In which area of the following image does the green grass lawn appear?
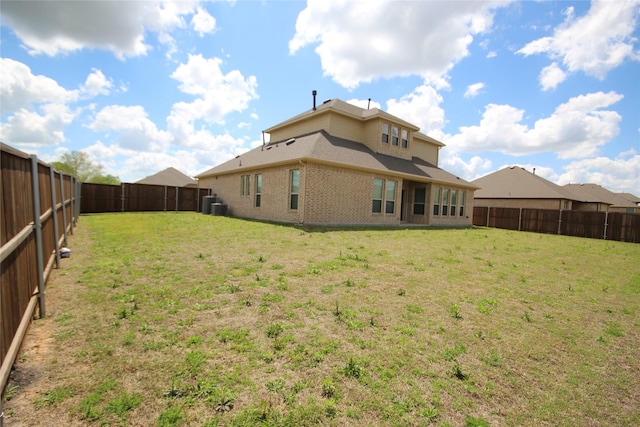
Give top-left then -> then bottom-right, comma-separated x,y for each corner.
5,212 -> 640,426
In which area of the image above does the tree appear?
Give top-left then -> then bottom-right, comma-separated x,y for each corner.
52,151 -> 120,184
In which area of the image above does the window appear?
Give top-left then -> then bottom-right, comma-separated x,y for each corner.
255,174 -> 262,207
459,191 -> 466,216
442,189 -> 449,216
392,126 -> 399,146
451,189 -> 457,216
241,175 -> 250,196
386,180 -> 397,214
433,187 -> 441,216
401,129 -> 408,148
289,169 -> 300,210
372,178 -> 397,214
372,178 -> 384,213
413,187 -> 426,215
381,123 -> 389,143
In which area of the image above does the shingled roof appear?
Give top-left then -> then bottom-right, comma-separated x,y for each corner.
196,130 -> 475,189
472,166 -> 577,200
564,183 -> 639,208
136,167 -> 197,187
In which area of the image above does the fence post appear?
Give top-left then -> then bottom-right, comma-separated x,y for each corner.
59,174 -> 69,242
68,176 -> 75,234
30,155 -> 46,318
557,210 -> 563,235
49,168 -> 61,269
518,208 -> 522,231
121,183 -> 126,212
603,211 -> 609,240
175,187 -> 179,212
486,206 -> 490,227
164,186 -> 168,211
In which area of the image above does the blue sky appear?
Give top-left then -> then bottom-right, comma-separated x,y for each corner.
1,0 -> 639,194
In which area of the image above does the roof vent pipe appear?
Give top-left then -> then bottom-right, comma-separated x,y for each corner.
312,90 -> 317,110
368,98 -> 371,109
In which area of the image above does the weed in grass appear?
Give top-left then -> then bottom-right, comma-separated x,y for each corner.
184,350 -> 208,376
477,298 -> 498,314
452,363 -> 468,381
407,304 -> 423,314
483,349 -> 503,367
210,389 -> 235,412
157,406 -> 185,427
342,358 -> 364,379
34,386 -> 74,408
266,323 -> 284,338
465,416 -> 490,427
122,331 -> 135,346
79,393 -> 102,421
321,378 -> 337,398
523,311 -> 532,322
442,344 -> 466,361
422,405 -> 439,420
104,392 -> 143,418
449,303 -> 462,319
604,322 -> 624,337
396,289 -> 406,296
4,383 -> 19,401
266,377 -> 286,394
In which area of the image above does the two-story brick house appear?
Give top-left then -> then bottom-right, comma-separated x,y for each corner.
195,97 -> 477,226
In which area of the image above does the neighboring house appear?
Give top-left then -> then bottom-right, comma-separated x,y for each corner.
136,167 -> 198,188
563,183 -> 640,214
618,192 -> 640,207
472,166 -> 578,210
196,98 -> 477,226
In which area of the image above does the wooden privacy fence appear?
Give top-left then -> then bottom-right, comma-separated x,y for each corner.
473,206 -> 640,243
81,182 -> 212,213
0,142 -> 79,408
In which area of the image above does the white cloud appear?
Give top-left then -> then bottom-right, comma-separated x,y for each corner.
192,6 -> 217,36
439,153 -> 493,181
81,69 -> 113,97
518,0 -> 640,82
289,0 -> 511,89
168,54 -> 258,143
0,0 -> 201,58
464,82 -> 485,98
0,103 -> 77,147
446,91 -> 624,159
0,58 -> 78,111
557,150 -> 640,194
89,105 -> 172,151
386,84 -> 446,135
539,62 -> 566,91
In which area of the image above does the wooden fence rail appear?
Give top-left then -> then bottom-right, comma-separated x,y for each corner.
473,206 -> 640,243
1,143 -> 79,410
81,182 -> 212,213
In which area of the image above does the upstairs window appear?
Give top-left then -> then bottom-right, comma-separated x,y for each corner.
392,126 -> 399,146
289,169 -> 300,210
381,123 -> 389,144
401,129 -> 408,148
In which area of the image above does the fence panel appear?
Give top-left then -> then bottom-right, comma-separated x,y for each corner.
474,206 -> 639,243
1,142 -> 78,405
488,207 -> 520,230
521,208 -> 560,235
607,212 -> 640,243
80,183 -> 212,214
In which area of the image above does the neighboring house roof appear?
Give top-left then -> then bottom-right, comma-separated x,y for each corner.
564,183 -> 638,208
136,167 -> 197,187
617,192 -> 640,205
472,166 -> 577,200
196,130 -> 476,189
